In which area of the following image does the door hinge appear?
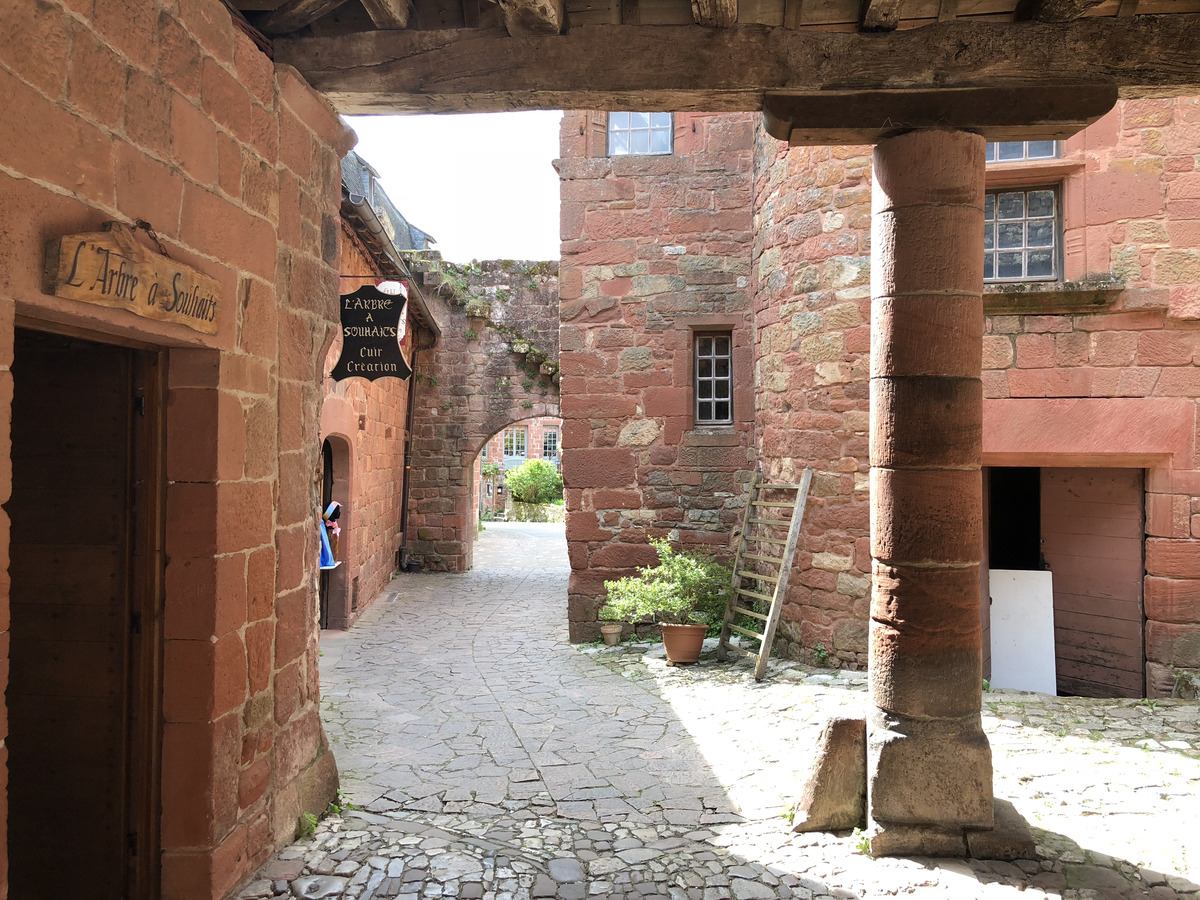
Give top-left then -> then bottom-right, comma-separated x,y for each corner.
133,395 -> 146,417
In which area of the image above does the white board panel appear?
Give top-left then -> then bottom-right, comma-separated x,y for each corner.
989,569 -> 1056,694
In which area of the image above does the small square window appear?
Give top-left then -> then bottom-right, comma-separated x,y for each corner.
985,141 -> 1059,163
984,186 -> 1060,283
543,428 -> 559,462
695,333 -> 733,425
608,112 -> 673,157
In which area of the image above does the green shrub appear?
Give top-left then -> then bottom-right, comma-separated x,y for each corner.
504,458 -> 563,504
599,540 -> 732,629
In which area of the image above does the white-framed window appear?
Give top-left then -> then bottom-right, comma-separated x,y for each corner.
986,141 -> 1058,163
503,427 -> 527,468
543,428 -> 559,462
984,187 -> 1059,282
695,333 -> 733,425
608,112 -> 673,157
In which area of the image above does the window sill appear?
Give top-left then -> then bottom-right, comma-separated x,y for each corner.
985,156 -> 1086,188
983,275 -> 1125,315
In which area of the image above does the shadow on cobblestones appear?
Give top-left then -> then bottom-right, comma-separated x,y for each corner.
239,523 -> 1200,900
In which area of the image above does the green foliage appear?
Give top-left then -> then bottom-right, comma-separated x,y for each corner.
440,401 -> 453,411
504,458 -> 564,504
296,811 -> 319,840
521,400 -> 533,409
464,329 -> 477,342
812,643 -> 830,667
480,460 -> 503,480
599,540 -> 732,629
496,287 -> 512,303
522,378 -> 534,392
852,827 -> 871,854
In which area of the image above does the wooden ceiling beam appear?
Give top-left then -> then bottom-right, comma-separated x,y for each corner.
276,16 -> 1200,114
692,0 -> 738,27
252,0 -> 353,34
1015,0 -> 1107,22
762,84 -> 1117,144
360,0 -> 412,28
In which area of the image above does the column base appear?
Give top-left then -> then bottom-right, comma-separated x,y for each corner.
867,706 -> 994,829
869,799 -> 1036,860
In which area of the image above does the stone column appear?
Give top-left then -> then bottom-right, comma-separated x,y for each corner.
867,129 -> 993,855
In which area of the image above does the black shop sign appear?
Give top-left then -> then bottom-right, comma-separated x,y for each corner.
330,284 -> 412,382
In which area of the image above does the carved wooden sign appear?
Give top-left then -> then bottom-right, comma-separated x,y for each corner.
44,225 -> 221,335
330,283 -> 412,381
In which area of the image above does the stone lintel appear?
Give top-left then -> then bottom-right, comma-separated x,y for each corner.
763,85 -> 1117,146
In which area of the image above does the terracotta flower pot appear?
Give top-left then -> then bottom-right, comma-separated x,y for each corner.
661,623 -> 709,666
600,623 -> 623,646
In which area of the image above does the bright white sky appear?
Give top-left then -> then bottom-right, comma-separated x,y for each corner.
345,112 -> 564,264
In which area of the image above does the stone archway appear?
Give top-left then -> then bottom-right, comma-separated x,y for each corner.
404,259 -> 561,571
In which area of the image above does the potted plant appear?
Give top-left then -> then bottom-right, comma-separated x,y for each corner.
599,539 -> 732,666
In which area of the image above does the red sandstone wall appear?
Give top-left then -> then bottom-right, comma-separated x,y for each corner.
747,101 -> 1200,686
750,135 -> 874,668
977,99 -> 1200,696
404,259 -> 560,571
319,228 -> 414,627
557,111 -> 756,641
0,0 -> 350,894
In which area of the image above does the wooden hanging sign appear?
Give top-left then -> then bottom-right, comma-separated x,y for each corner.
330,283 -> 412,382
44,224 -> 221,335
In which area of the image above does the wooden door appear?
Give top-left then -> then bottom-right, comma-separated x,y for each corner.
1040,468 -> 1145,698
6,329 -> 163,898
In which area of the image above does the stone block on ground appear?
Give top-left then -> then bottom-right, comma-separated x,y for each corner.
965,798 -> 1037,861
790,716 -> 866,832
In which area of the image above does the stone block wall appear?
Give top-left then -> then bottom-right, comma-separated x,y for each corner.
403,259 -> 560,571
746,101 -> 1200,687
975,99 -> 1200,696
318,224 -> 417,628
557,111 -> 756,642
0,0 -> 352,894
751,134 -> 874,668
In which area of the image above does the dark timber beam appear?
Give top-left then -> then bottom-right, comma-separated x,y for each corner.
692,0 -> 738,28
360,0 -> 412,29
497,0 -> 565,33
762,84 -> 1118,144
275,17 -> 1200,114
860,0 -> 904,32
253,0 -> 352,35
1015,0 -> 1107,22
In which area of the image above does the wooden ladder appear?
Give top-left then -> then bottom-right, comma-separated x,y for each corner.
717,468 -> 813,681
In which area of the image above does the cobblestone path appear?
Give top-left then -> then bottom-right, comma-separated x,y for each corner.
240,523 -> 1200,900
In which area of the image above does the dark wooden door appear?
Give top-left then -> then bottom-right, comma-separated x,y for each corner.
6,329 -> 162,898
1041,467 -> 1145,698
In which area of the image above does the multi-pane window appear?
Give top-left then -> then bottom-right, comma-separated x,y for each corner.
985,141 -> 1058,163
503,427 -> 527,464
695,334 -> 733,425
542,428 -> 559,463
607,112 -> 673,156
984,188 -> 1058,282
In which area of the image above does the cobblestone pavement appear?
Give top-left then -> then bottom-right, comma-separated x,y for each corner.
240,522 -> 1200,900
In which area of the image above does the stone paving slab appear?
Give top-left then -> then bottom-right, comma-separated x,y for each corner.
241,522 -> 1200,900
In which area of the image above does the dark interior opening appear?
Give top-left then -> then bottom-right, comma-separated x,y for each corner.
987,466 -> 1041,570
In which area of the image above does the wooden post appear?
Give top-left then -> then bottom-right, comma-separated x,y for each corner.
867,129 -> 993,855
